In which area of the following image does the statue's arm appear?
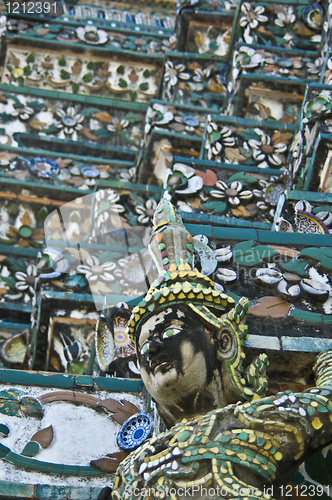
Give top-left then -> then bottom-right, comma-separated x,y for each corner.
235,350 -> 332,473
313,350 -> 332,389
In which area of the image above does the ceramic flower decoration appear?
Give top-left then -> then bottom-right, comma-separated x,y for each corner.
77,255 -> 116,283
76,24 -> 108,45
27,158 -> 59,179
55,106 -> 84,136
164,163 -> 203,198
210,180 -> 253,206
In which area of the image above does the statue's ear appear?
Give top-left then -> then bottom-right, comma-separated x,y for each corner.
215,297 -> 250,363
216,322 -> 237,362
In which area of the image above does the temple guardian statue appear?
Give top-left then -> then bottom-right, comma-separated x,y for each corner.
112,199 -> 332,500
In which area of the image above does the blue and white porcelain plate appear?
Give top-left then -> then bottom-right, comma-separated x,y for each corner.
27,157 -> 59,178
117,413 -> 153,450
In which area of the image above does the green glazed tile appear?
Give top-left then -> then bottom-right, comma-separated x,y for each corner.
48,463 -> 65,474
0,480 -> 35,497
78,465 -> 104,476
75,376 -> 94,387
5,451 -> 33,468
30,460 -> 52,472
21,441 -> 40,457
35,484 -> 67,499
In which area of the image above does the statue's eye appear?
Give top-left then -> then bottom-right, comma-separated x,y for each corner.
162,328 -> 181,339
140,343 -> 150,355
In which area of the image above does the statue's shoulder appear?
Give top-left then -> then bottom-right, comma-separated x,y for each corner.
115,404 -> 239,478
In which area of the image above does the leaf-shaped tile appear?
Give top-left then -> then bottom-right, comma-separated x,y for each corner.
21,441 -> 40,457
20,210 -> 32,226
0,390 -> 21,416
96,398 -> 139,425
31,425 -> 53,449
91,452 -> 129,472
249,296 -> 292,319
280,258 -> 309,277
0,424 -> 9,435
19,397 -> 43,418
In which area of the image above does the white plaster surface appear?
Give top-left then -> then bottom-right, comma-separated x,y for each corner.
0,384 -> 143,486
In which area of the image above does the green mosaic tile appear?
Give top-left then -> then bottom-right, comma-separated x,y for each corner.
290,309 -> 323,323
75,376 -> 94,387
94,377 -> 143,392
62,464 -> 81,475
1,369 -> 75,388
65,486 -> 102,500
30,460 -> 52,473
78,465 -> 104,476
182,456 -> 198,463
0,480 -> 35,497
4,451 -> 33,468
47,463 -> 65,474
258,468 -> 271,481
177,431 -> 189,441
218,435 -> 231,442
0,442 -> 10,458
35,484 -> 68,499
255,455 -> 268,465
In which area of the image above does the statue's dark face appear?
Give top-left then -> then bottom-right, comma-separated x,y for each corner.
137,307 -> 224,426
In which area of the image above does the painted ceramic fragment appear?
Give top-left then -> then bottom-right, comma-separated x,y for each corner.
1,329 -> 28,367
117,413 -> 153,450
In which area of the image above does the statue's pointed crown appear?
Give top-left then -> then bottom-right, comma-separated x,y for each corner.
127,199 -> 236,340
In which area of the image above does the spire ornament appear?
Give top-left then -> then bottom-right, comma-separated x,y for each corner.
127,199 -> 236,339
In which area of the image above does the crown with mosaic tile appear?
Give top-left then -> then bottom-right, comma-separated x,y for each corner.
127,198 -> 238,339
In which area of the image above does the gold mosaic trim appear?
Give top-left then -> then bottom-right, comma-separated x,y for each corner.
128,282 -> 235,338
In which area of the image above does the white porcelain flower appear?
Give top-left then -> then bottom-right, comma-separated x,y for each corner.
76,25 -> 108,45
120,167 -> 137,183
193,67 -> 212,83
15,264 -> 37,295
135,199 -> 158,224
207,122 -> 236,159
249,129 -> 287,168
210,180 -> 253,206
306,57 -> 324,75
77,255 -> 116,282
275,7 -> 296,27
240,3 -> 268,29
55,106 -> 84,135
11,106 -> 34,121
164,61 -> 190,98
107,118 -> 129,133
240,3 -> 268,43
94,190 -> 125,230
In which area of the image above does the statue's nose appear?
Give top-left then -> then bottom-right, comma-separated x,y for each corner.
148,337 -> 163,354
148,339 -> 164,358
